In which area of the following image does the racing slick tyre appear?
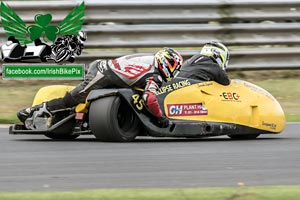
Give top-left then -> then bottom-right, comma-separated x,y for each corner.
228,134 -> 260,140
89,96 -> 141,142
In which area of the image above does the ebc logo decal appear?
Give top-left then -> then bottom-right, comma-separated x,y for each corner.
220,92 -> 241,102
167,103 -> 208,116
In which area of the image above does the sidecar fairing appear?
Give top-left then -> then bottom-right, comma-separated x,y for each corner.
9,78 -> 286,141
86,78 -> 285,141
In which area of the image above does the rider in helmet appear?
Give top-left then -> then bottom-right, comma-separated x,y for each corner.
180,41 -> 230,85
155,48 -> 182,82
17,47 -> 183,128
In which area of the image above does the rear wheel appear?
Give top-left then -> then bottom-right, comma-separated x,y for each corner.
228,134 -> 260,140
89,96 -> 140,142
44,112 -> 79,140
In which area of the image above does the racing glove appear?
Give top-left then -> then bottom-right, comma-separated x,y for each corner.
157,115 -> 170,128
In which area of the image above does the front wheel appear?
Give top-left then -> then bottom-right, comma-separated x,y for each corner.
44,114 -> 79,140
44,132 -> 79,140
89,96 -> 141,142
228,134 -> 260,140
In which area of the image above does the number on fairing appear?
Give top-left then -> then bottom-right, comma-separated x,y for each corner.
132,94 -> 144,110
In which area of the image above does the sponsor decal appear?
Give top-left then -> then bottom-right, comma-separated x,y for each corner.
220,92 -> 241,102
167,103 -> 208,116
262,121 -> 277,130
156,79 -> 191,95
196,82 -> 213,87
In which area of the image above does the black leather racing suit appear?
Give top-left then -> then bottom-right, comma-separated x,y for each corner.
179,54 -> 230,85
47,53 -> 165,118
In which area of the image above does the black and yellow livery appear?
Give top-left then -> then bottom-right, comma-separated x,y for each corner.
10,77 -> 285,142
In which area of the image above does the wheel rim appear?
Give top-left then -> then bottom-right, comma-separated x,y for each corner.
117,101 -> 137,132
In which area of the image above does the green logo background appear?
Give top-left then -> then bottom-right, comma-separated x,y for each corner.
0,1 -> 85,44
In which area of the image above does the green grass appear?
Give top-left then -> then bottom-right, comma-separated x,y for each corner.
0,80 -> 79,123
247,79 -> 300,122
0,185 -> 300,200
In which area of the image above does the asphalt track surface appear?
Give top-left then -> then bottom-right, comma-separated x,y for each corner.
0,123 -> 299,192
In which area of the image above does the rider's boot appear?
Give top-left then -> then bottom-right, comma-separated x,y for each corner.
17,92 -> 76,123
17,103 -> 45,123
